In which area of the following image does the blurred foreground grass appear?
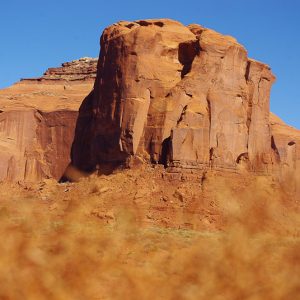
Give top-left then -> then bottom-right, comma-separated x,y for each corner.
0,172 -> 299,299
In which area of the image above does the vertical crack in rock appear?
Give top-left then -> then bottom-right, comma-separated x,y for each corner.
176,105 -> 188,125
245,60 -> 253,151
271,135 -> 281,162
207,97 -> 213,167
159,136 -> 172,167
178,40 -> 200,78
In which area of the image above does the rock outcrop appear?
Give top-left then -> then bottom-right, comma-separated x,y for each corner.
0,19 -> 298,185
0,109 -> 78,181
21,57 -> 98,82
0,58 -> 96,181
72,19 -> 283,176
270,113 -> 300,195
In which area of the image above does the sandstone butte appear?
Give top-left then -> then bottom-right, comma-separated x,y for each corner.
0,57 -> 97,181
0,19 -> 299,194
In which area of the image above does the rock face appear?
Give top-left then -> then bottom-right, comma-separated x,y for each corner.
0,58 -> 96,181
270,113 -> 300,195
0,20 -> 298,184
72,19 -> 280,175
0,109 -> 78,181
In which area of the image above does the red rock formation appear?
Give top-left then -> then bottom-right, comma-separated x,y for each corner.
21,57 -> 98,82
270,113 -> 300,196
0,19 -> 298,185
0,58 -> 96,181
71,19 -> 280,175
0,109 -> 78,181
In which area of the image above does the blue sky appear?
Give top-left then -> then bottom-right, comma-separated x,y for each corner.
0,0 -> 299,128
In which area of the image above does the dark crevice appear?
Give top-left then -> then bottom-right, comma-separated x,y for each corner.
207,96 -> 212,134
136,20 -> 151,26
148,88 -> 154,99
236,152 -> 249,164
288,141 -> 296,146
262,76 -> 271,82
245,60 -> 251,81
209,148 -> 214,162
125,23 -> 135,29
178,40 -> 200,78
181,65 -> 192,78
245,86 -> 253,151
177,105 -> 188,125
154,21 -> 164,27
271,136 -> 280,161
184,91 -> 193,98
136,20 -> 164,27
206,95 -> 212,167
160,137 -> 171,167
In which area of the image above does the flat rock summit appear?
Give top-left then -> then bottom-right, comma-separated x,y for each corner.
0,19 -> 299,194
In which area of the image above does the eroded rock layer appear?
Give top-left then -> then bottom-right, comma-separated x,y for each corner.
0,58 -> 96,181
21,57 -> 98,82
72,19 -> 281,174
270,113 -> 300,196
